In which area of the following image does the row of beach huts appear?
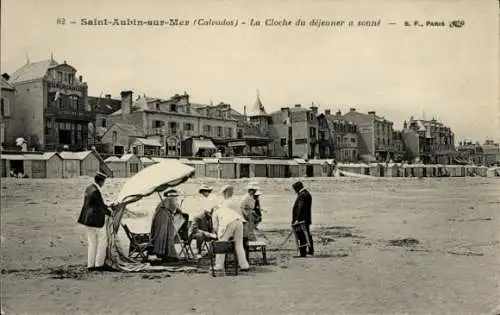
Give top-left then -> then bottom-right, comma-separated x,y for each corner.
1,151 -> 499,179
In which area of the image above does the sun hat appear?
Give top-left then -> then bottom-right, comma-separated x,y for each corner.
198,184 -> 213,193
254,190 -> 262,196
246,182 -> 259,191
221,185 -> 233,193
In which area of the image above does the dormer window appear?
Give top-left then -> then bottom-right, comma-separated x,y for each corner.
156,102 -> 160,110
170,104 -> 177,112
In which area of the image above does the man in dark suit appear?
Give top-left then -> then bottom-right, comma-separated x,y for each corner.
291,181 -> 314,257
188,184 -> 218,259
77,171 -> 112,272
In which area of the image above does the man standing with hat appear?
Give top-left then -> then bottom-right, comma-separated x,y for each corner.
291,181 -> 314,257
189,184 -> 218,259
77,171 -> 112,272
239,182 -> 259,259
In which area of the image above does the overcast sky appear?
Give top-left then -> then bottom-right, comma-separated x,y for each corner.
2,0 -> 498,143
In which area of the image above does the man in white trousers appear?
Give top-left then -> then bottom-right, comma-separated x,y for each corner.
212,185 -> 250,272
77,171 -> 112,272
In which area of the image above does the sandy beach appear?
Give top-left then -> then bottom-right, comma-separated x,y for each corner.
1,177 -> 499,315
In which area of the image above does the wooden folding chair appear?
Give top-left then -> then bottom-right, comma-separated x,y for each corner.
248,241 -> 268,265
176,221 -> 195,260
209,241 -> 238,277
121,224 -> 149,262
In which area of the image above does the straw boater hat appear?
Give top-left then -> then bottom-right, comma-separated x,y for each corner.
246,182 -> 259,191
198,184 -> 213,194
221,185 -> 233,194
254,190 -> 262,196
163,189 -> 180,197
95,171 -> 108,181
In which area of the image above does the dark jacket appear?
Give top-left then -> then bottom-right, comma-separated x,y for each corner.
292,189 -> 312,225
189,212 -> 214,238
77,184 -> 111,228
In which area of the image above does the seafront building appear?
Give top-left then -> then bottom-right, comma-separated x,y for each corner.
0,75 -> 15,146
316,109 -> 359,162
402,117 -> 456,164
7,58 -> 92,151
268,104 -> 319,159
342,108 -> 394,162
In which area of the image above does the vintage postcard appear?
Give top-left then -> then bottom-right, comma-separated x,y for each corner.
1,0 -> 499,314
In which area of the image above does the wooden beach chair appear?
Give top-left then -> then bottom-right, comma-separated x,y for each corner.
175,221 -> 195,260
209,241 -> 239,277
121,224 -> 149,262
248,240 -> 268,265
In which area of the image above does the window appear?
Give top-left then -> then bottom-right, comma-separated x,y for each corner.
169,122 -> 177,134
1,98 -> 10,117
295,138 -> 307,145
183,122 -> 193,131
101,118 -> 107,128
63,72 -> 68,83
153,120 -> 164,128
351,137 -> 356,143
155,102 -> 160,110
217,126 -> 223,137
280,138 -> 287,146
57,71 -> 62,82
69,74 -> 74,85
226,127 -> 233,138
336,136 -> 341,143
170,104 -> 177,112
203,125 -> 212,136
112,131 -> 117,142
69,95 -> 79,111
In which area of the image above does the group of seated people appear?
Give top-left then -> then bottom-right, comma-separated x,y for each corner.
147,182 -> 263,271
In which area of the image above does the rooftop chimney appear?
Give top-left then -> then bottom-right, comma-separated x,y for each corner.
105,94 -> 111,99
294,104 -> 301,108
325,109 -> 331,115
243,105 -> 247,117
349,108 -> 356,112
120,90 -> 133,117
79,75 -> 83,83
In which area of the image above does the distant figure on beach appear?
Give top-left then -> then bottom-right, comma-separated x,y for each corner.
240,182 -> 259,258
291,181 -> 314,257
253,190 -> 263,227
149,189 -> 186,263
212,185 -> 249,272
77,171 -> 112,272
189,184 -> 218,259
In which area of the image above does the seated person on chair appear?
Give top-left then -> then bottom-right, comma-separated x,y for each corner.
149,189 -> 187,263
212,185 -> 250,272
189,184 -> 218,258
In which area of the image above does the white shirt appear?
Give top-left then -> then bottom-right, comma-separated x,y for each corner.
213,198 -> 245,236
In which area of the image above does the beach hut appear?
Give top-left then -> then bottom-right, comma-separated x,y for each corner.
105,154 -> 143,178
249,159 -> 268,178
293,159 -> 308,177
140,157 -> 157,168
59,150 -> 110,178
233,157 -> 252,178
179,159 -> 206,178
266,159 -> 288,178
384,163 -> 399,177
202,158 -> 235,179
306,160 -> 326,177
1,152 -> 63,178
412,163 -> 424,177
105,156 -> 125,178
121,154 -> 143,177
